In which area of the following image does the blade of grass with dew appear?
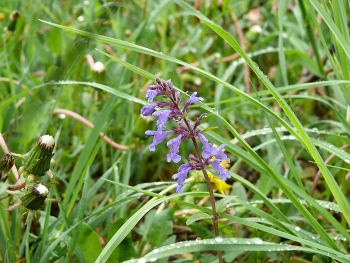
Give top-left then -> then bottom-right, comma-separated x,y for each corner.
230,172 -> 350,242
307,0 -> 350,60
123,240 -> 347,263
38,20 -> 303,142
206,128 -> 349,246
278,0 -> 289,86
100,181 -> 347,262
210,80 -> 350,106
61,95 -> 117,217
174,0 -> 350,227
38,192 -> 145,263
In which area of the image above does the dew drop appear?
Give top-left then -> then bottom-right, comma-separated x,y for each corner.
251,237 -> 263,245
295,226 -> 301,231
138,258 -> 146,263
153,248 -> 159,253
231,238 -> 237,243
196,237 -> 203,243
149,258 -> 157,262
215,236 -> 223,242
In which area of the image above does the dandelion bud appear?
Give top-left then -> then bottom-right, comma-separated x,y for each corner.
20,184 -> 49,210
23,135 -> 55,177
0,153 -> 15,181
7,10 -> 20,32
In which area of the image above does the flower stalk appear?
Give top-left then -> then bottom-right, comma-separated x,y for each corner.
141,78 -> 230,263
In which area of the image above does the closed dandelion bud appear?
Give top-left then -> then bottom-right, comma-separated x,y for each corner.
0,153 -> 15,181
7,10 -> 20,32
20,184 -> 49,210
23,135 -> 55,177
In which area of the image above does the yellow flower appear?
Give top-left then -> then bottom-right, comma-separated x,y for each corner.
219,160 -> 230,168
207,171 -> 232,194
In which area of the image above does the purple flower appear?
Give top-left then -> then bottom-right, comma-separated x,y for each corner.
211,160 -> 231,180
141,104 -> 157,116
153,110 -> 171,131
198,133 -> 216,158
167,135 -> 182,163
145,130 -> 174,151
172,164 -> 192,193
146,89 -> 158,102
187,92 -> 203,104
211,144 -> 230,162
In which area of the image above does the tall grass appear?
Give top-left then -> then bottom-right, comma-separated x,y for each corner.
1,1 -> 350,262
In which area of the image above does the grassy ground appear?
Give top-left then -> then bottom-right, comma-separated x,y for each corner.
1,0 -> 350,262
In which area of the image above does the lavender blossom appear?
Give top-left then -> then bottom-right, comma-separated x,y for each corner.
172,164 -> 192,193
141,104 -> 157,116
142,78 -> 231,193
211,160 -> 231,181
198,133 -> 216,158
211,144 -> 230,162
146,89 -> 158,102
167,135 -> 182,163
153,110 -> 171,131
145,130 -> 174,151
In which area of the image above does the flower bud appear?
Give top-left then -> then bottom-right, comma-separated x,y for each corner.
6,10 -> 20,32
20,183 -> 49,210
0,153 -> 15,181
23,135 -> 55,177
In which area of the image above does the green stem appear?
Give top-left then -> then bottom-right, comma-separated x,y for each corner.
25,212 -> 33,263
183,118 -> 224,263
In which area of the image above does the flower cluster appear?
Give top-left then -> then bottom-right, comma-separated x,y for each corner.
141,78 -> 230,193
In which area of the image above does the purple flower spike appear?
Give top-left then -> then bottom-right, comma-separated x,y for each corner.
172,164 -> 192,193
146,89 -> 158,102
141,104 -> 157,116
167,135 -> 182,163
187,92 -> 203,104
198,133 -> 215,158
145,130 -> 174,151
211,160 -> 231,180
212,144 -> 230,162
153,110 -> 171,131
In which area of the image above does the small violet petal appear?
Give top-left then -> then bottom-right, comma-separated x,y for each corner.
172,164 -> 192,193
212,144 -> 229,162
187,92 -> 204,104
145,130 -> 174,151
167,135 -> 182,163
153,110 -> 171,131
211,160 -> 231,181
198,133 -> 215,158
140,104 -> 157,116
146,89 -> 158,102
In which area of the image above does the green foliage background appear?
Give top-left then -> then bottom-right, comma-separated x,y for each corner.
1,0 -> 350,262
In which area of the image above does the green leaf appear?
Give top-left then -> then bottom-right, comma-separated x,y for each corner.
216,196 -> 235,214
76,223 -> 102,263
107,219 -> 137,263
186,212 -> 212,225
146,209 -> 173,247
122,238 -> 349,263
